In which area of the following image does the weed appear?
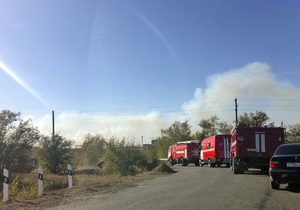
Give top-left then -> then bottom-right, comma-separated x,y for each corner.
8,176 -> 38,200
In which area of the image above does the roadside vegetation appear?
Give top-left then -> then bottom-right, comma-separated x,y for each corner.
0,109 -> 299,204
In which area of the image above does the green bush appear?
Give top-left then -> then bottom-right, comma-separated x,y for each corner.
101,138 -> 158,176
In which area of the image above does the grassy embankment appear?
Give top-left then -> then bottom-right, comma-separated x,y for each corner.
0,163 -> 175,203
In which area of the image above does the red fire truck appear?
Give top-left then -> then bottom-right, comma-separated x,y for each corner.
168,140 -> 201,166
200,135 -> 231,167
230,123 -> 285,174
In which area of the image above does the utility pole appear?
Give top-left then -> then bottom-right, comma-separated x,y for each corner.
235,98 -> 238,126
141,136 -> 143,147
52,110 -> 55,139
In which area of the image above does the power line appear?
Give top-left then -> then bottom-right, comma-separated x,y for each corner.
15,98 -> 300,118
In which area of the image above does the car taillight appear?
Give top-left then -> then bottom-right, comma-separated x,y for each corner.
270,161 -> 280,169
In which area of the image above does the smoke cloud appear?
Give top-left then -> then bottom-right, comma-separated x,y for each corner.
28,62 -> 300,145
182,62 -> 300,126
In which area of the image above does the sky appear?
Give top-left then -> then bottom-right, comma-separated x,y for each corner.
1,0 -> 300,145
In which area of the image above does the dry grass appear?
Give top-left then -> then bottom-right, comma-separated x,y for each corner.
0,164 -> 172,209
0,170 -> 69,201
0,166 -> 139,202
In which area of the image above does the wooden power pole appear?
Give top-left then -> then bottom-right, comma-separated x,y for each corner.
52,110 -> 55,138
235,98 -> 238,126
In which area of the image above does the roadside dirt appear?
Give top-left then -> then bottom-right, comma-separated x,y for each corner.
0,164 -> 176,210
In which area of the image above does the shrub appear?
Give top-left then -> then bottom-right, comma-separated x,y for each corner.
101,138 -> 158,176
38,134 -> 73,173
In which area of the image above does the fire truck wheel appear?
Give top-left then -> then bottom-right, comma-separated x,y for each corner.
169,159 -> 174,166
180,158 -> 183,166
208,159 -> 212,167
233,158 -> 238,174
181,158 -> 188,166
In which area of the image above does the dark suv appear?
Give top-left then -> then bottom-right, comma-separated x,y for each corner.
269,143 -> 300,190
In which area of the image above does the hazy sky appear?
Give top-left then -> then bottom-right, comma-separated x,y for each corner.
1,1 -> 300,144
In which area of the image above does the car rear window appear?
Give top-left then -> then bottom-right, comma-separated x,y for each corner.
275,144 -> 300,155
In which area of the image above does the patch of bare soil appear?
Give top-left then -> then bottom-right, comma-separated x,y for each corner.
0,165 -> 172,210
151,163 -> 177,174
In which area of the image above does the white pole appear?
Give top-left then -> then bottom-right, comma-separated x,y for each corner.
3,169 -> 9,202
67,164 -> 72,188
38,167 -> 43,196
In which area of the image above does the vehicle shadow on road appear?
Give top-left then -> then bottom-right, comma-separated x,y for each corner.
283,184 -> 300,193
243,169 -> 269,176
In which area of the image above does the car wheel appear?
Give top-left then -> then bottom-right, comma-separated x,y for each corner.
271,181 -> 280,190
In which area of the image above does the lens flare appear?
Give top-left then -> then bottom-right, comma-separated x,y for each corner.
0,60 -> 51,109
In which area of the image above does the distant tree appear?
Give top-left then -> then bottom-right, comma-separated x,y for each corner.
161,120 -> 192,143
286,124 -> 300,143
218,121 -> 234,135
81,134 -> 106,166
198,115 -> 233,139
39,134 -> 73,173
191,131 -> 202,141
198,115 -> 219,138
0,110 -> 40,174
152,136 -> 174,158
151,120 -> 192,158
238,110 -> 269,127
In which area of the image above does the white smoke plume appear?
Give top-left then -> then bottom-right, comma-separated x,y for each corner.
28,62 -> 300,145
182,62 -> 300,126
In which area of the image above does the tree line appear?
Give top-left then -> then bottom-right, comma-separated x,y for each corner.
153,110 -> 300,158
0,110 -> 157,178
0,109 -> 299,178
